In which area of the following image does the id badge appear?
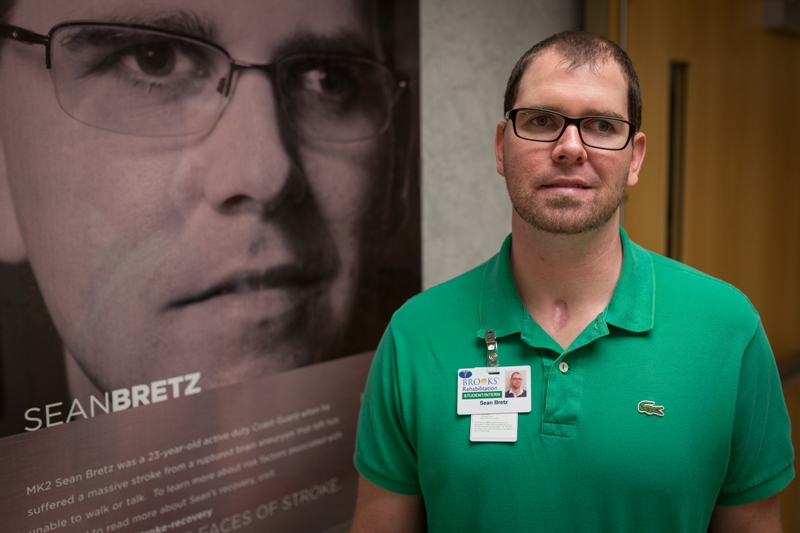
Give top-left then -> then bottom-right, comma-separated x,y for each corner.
456,366 -> 532,415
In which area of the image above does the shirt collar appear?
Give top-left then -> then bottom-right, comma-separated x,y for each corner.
477,227 -> 654,340
477,234 -> 525,339
606,227 -> 655,332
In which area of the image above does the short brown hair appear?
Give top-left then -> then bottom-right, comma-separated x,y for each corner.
503,31 -> 642,131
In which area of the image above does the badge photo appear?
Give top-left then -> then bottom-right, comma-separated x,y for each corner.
456,366 -> 532,415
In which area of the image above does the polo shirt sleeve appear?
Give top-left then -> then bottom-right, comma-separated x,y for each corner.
354,322 -> 422,495
716,319 -> 795,506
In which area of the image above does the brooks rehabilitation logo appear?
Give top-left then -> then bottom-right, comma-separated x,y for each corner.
458,370 -> 473,378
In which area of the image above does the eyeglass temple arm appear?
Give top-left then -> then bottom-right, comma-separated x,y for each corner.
0,24 -> 49,46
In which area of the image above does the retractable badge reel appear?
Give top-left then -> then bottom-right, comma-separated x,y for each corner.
485,330 -> 499,368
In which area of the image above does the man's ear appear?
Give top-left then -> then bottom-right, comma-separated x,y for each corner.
626,131 -> 647,188
0,142 -> 27,262
495,121 -> 507,177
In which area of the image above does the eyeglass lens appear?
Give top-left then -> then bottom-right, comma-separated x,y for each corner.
512,109 -> 630,149
49,24 -> 396,140
277,55 -> 395,142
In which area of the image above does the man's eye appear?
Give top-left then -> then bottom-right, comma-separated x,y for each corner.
520,113 -> 555,128
127,41 -> 177,77
71,34 -> 214,86
585,119 -> 617,134
116,40 -> 211,80
296,64 -> 358,99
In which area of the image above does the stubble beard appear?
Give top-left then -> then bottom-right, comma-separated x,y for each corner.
507,166 -> 629,235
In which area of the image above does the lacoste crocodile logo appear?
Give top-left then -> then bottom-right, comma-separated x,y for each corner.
637,400 -> 664,417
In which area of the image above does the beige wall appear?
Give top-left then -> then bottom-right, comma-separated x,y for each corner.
420,0 -> 580,288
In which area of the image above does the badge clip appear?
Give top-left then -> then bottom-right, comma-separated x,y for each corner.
485,330 -> 499,368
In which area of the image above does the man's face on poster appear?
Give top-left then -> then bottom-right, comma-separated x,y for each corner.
0,0 -> 397,391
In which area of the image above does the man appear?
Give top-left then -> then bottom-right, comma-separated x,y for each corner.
0,0 -> 416,405
504,371 -> 526,397
352,31 -> 793,532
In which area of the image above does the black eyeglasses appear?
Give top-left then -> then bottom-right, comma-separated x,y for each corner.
0,22 -> 405,140
505,108 -> 635,150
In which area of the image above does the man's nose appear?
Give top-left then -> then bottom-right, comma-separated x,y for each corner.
551,124 -> 587,163
201,70 -> 302,214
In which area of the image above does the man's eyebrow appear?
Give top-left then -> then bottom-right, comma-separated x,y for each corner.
272,31 -> 380,61
101,10 -> 218,41
582,109 -> 626,120
531,105 -> 627,120
82,12 -> 380,62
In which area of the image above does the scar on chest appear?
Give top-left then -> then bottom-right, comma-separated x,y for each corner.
552,299 -> 568,332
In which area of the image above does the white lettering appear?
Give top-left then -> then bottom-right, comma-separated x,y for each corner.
131,384 -> 150,408
151,380 -> 168,403
45,402 -> 63,427
90,393 -> 110,416
112,389 -> 131,412
167,376 -> 184,398
24,408 -> 42,432
66,398 -> 88,422
184,373 -> 202,396
24,373 -> 201,430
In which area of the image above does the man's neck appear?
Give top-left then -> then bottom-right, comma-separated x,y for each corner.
510,212 -> 624,350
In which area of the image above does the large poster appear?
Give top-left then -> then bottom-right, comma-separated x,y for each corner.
0,1 -> 420,531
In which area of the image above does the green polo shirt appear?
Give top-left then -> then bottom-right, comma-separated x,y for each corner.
355,228 -> 794,532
